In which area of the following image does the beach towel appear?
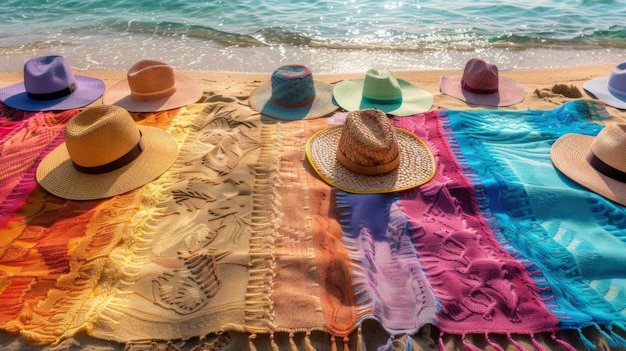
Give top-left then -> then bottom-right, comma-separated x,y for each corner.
1,98 -> 624,351
0,103 -> 79,229
432,100 -> 626,348
332,100 -> 614,350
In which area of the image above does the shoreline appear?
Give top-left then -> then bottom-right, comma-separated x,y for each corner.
3,45 -> 626,74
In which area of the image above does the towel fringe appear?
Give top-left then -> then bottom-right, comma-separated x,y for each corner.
577,327 -> 597,350
355,324 -> 365,351
461,334 -> 483,351
377,335 -> 394,351
438,332 -> 446,351
289,332 -> 298,351
248,333 -> 258,351
529,334 -> 546,351
608,322 -> 626,346
595,323 -> 617,346
304,331 -> 316,351
550,332 -> 577,351
507,333 -> 528,351
270,333 -> 279,351
485,333 -> 505,351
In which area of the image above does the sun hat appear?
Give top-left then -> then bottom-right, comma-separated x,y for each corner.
332,69 -> 433,116
440,58 -> 525,107
583,61 -> 626,109
0,55 -> 105,111
248,64 -> 338,120
306,108 -> 436,193
36,105 -> 179,200
102,59 -> 203,112
550,123 -> 626,206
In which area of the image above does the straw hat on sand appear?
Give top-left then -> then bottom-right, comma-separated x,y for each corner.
248,64 -> 338,120
103,59 -> 203,112
306,108 -> 436,193
36,105 -> 178,200
440,58 -> 525,107
551,123 -> 626,206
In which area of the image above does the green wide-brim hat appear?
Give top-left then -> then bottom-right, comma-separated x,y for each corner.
333,69 -> 433,117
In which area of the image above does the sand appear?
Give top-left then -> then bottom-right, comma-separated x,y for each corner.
1,62 -> 625,117
0,63 -> 624,351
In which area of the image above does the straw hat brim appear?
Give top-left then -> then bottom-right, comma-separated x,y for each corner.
550,133 -> 626,206
439,75 -> 525,107
248,81 -> 339,120
583,77 -> 626,110
306,125 -> 436,193
0,75 -> 105,111
102,74 -> 203,112
36,126 -> 178,200
332,79 -> 433,117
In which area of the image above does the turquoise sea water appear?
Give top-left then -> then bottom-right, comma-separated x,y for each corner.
1,0 -> 626,73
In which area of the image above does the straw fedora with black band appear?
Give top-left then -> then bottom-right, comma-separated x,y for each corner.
102,59 -> 203,112
0,55 -> 105,111
36,105 -> 179,200
306,108 -> 436,193
440,58 -> 525,107
248,64 -> 338,120
583,61 -> 626,110
332,68 -> 433,117
551,123 -> 626,206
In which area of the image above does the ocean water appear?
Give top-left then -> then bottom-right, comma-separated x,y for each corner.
1,0 -> 626,73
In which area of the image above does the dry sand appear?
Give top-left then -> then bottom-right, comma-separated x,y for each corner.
1,62 -> 625,117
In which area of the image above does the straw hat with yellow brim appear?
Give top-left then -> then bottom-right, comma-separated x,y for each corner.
248,64 -> 339,120
306,108 -> 436,194
102,59 -> 203,112
332,69 -> 433,117
551,123 -> 626,206
36,105 -> 179,200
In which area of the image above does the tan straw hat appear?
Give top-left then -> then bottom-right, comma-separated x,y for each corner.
102,59 -> 203,112
551,123 -> 626,206
306,108 -> 436,193
36,105 -> 179,200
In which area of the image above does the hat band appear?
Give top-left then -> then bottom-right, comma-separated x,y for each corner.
271,94 -> 316,108
362,96 -> 402,105
461,80 -> 498,94
336,148 -> 400,176
131,86 -> 176,101
586,151 -> 626,183
27,82 -> 77,101
73,132 -> 145,174
608,83 -> 626,98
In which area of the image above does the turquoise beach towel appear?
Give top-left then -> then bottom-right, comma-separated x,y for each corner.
442,100 -> 626,347
335,100 -> 626,349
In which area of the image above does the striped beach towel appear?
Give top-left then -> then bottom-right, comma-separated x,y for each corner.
0,99 -> 624,351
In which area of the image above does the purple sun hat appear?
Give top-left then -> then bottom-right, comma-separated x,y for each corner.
0,55 -> 105,112
583,61 -> 626,110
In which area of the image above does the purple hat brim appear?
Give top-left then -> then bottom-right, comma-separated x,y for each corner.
0,75 -> 105,111
583,76 -> 626,110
